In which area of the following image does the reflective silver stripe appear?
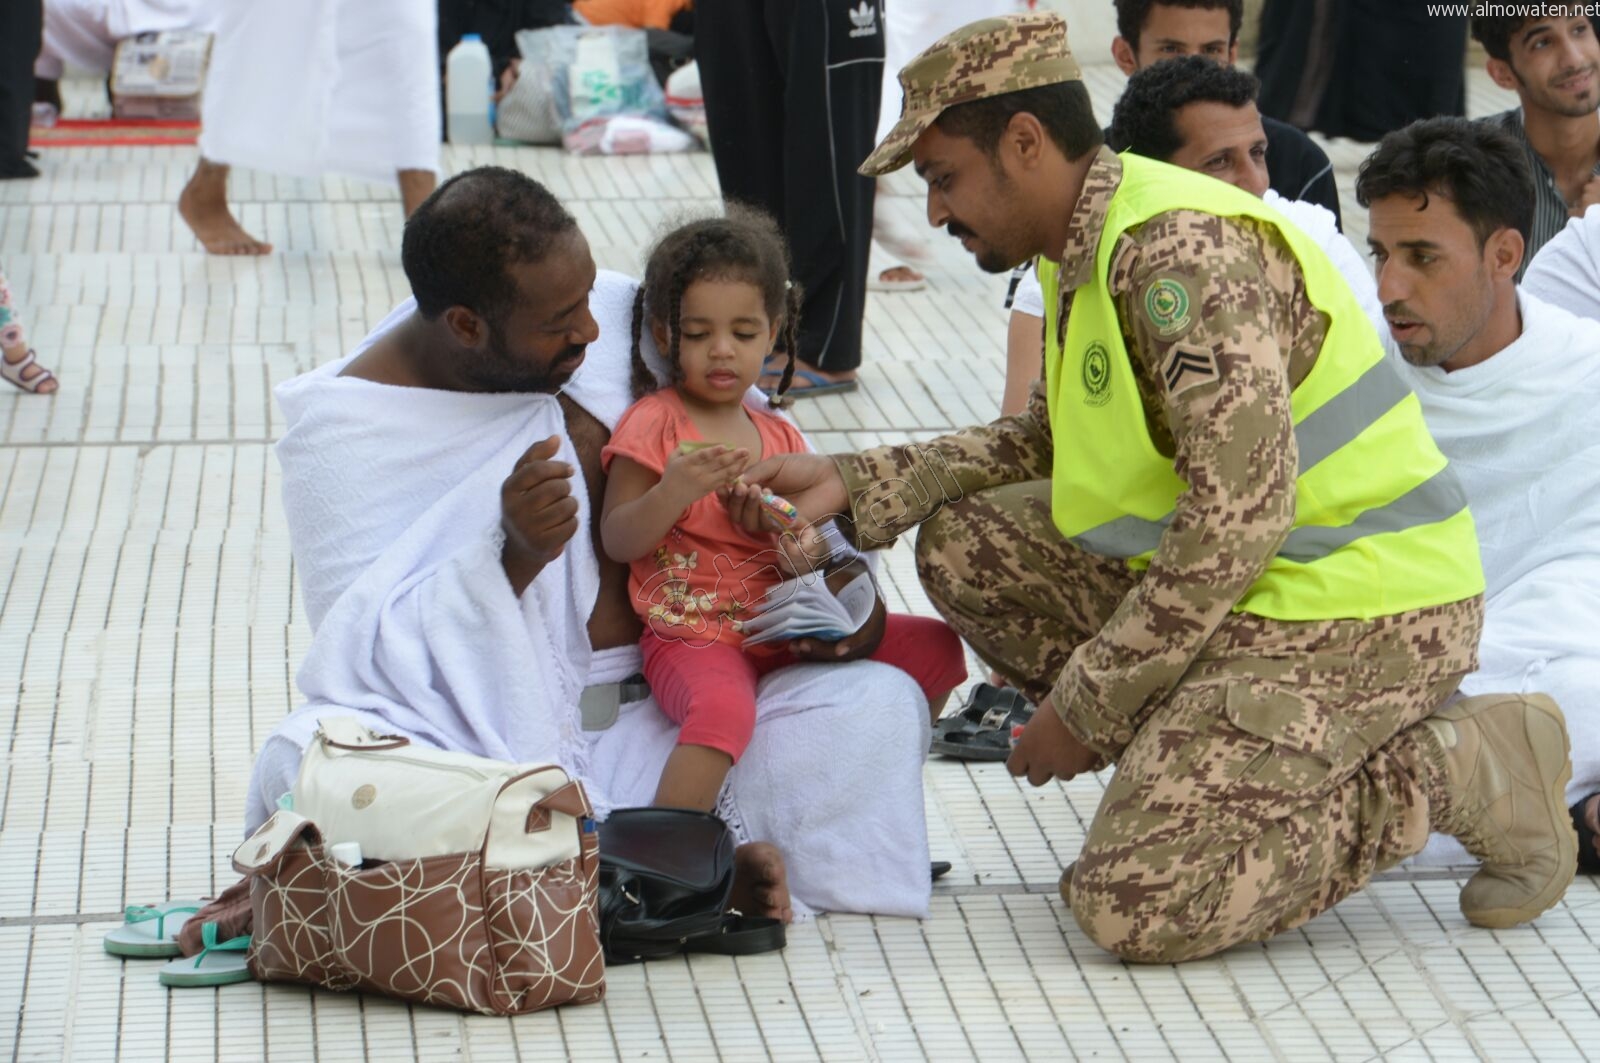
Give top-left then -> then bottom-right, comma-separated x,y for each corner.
1070,511 -> 1171,559
1068,359 -> 1431,559
1070,466 -> 1468,562
1292,359 -> 1412,473
1277,467 -> 1468,562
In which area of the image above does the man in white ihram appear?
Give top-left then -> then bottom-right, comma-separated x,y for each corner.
1358,117 -> 1600,875
176,0 -> 441,255
175,168 -> 936,949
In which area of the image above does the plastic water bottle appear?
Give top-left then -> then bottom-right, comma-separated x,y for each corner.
446,34 -> 494,146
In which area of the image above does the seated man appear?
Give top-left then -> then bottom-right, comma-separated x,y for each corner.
1003,55 -> 1390,415
1359,117 -> 1600,871
746,12 -> 1574,962
187,167 -> 938,944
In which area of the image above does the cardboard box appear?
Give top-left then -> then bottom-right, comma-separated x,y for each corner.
111,31 -> 213,120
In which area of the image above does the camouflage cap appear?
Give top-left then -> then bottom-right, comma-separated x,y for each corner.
859,12 -> 1083,177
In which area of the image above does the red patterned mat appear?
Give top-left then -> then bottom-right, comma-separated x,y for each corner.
30,118 -> 200,147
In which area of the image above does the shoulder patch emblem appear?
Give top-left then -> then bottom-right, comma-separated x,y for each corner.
1141,275 -> 1195,339
1161,342 -> 1218,398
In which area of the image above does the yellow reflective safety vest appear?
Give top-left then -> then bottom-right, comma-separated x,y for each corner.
1037,153 -> 1483,622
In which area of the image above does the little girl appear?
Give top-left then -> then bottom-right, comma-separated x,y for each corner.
600,207 -> 966,811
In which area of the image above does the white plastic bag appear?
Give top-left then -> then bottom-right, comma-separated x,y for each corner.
511,25 -> 686,154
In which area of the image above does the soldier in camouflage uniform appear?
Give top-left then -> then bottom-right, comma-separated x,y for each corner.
727,12 -> 1580,962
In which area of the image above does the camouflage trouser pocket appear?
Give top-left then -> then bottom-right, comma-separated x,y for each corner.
1222,680 -> 1355,805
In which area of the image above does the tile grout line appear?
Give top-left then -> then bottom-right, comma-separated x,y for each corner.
0,867 -> 1482,930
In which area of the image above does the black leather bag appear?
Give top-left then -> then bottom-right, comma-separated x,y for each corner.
597,808 -> 786,964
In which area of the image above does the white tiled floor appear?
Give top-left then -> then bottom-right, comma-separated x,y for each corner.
6,62 -> 1598,1063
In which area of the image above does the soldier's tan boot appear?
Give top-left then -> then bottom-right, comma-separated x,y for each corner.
1059,861 -> 1076,909
1423,693 -> 1577,929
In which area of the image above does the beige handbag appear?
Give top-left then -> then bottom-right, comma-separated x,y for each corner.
231,718 -> 605,1015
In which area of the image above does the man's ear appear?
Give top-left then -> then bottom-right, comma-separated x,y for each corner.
650,317 -> 670,352
1227,40 -> 1239,66
1486,56 -> 1519,92
1111,36 -> 1138,76
1004,110 -> 1048,170
442,305 -> 487,348
1487,226 -> 1526,282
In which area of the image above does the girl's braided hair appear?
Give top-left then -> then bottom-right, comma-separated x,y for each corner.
629,204 -> 803,408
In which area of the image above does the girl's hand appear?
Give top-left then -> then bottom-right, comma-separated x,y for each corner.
659,444 -> 750,509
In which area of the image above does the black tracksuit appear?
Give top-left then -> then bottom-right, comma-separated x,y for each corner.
696,0 -> 884,373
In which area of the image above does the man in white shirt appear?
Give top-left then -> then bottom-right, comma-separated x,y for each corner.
1522,205 -> 1600,318
1360,116 -> 1600,872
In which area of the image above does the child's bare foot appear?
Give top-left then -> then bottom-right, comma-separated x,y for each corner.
730,841 -> 792,923
179,160 -> 272,255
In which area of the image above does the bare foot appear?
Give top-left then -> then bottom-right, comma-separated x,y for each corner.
178,160 -> 272,255
398,168 -> 437,218
176,876 -> 252,956
730,841 -> 793,924
877,265 -> 924,284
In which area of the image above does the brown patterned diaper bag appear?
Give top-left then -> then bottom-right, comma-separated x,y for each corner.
230,718 -> 606,1015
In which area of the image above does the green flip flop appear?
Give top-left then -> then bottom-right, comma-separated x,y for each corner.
103,901 -> 204,959
158,923 -> 252,988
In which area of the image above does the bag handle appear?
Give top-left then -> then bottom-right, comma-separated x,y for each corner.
524,780 -> 592,833
232,810 -> 323,875
315,716 -> 411,751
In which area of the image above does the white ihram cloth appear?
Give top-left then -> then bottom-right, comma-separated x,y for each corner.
1523,204 -> 1600,322
35,0 -> 214,79
1399,291 -> 1600,864
258,270 -> 934,918
198,0 -> 440,184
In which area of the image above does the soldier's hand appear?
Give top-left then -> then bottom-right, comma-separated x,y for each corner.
501,436 -> 579,594
1006,695 -> 1099,787
722,453 -> 848,534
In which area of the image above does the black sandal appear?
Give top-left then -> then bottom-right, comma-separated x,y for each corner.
929,683 -> 1034,762
1572,794 -> 1600,873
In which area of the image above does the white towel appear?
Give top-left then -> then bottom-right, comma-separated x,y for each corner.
1523,205 -> 1600,322
1399,290 -> 1600,864
270,270 -> 933,916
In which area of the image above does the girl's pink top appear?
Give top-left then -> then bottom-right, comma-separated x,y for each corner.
601,388 -> 807,648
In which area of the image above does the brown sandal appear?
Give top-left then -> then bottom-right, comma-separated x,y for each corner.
1,348 -> 56,394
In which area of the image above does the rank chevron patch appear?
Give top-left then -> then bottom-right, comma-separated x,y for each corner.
1160,342 -> 1219,397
